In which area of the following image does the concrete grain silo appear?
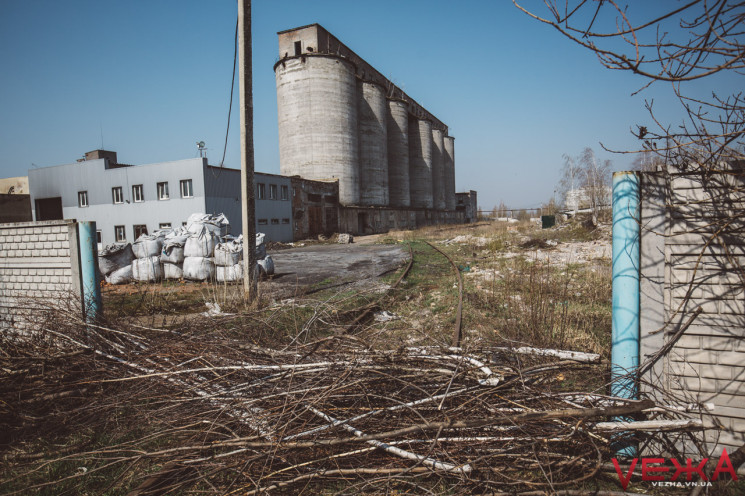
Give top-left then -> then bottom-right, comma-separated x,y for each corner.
443,136 -> 456,210
431,128 -> 445,210
275,55 -> 360,205
408,118 -> 433,208
386,99 -> 410,207
358,81 -> 388,206
275,24 -> 468,233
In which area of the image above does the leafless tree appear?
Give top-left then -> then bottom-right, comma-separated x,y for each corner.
631,150 -> 666,172
559,148 -> 611,219
513,0 -> 745,170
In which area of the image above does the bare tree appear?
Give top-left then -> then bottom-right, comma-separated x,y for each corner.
631,150 -> 665,172
513,0 -> 745,170
558,153 -> 583,212
560,148 -> 611,219
580,147 -> 612,219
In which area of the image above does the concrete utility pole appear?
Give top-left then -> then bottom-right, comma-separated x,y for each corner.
239,0 -> 257,298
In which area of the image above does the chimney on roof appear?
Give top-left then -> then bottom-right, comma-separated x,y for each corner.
85,149 -> 118,164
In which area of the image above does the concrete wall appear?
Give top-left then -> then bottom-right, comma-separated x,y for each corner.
0,220 -> 81,331
639,165 -> 745,457
338,206 -> 464,235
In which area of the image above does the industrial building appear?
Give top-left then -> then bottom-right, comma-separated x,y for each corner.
27,150 -> 303,245
274,24 -> 462,232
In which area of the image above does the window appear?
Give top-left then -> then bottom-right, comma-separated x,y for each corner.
115,225 -> 126,242
308,193 -> 322,202
271,218 -> 279,225
294,41 -> 302,56
134,225 -> 148,239
180,179 -> 193,198
182,221 -> 188,226
112,187 -> 123,204
78,191 -> 88,207
159,222 -> 172,229
132,184 -> 144,202
257,183 -> 266,200
157,182 -> 169,200
96,230 -> 102,244
282,218 -> 290,224
258,218 -> 268,225
281,185 -> 289,200
269,184 -> 278,200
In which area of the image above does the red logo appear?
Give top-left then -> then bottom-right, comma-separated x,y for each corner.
612,448 -> 737,491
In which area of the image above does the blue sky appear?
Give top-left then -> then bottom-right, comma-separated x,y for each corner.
0,1 -> 733,209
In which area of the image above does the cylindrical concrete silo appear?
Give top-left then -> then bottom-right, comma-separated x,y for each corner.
444,136 -> 456,210
358,81 -> 388,206
386,99 -> 410,207
408,118 -> 433,208
431,128 -> 445,210
275,55 -> 360,205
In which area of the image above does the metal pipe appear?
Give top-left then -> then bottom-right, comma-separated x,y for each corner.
77,221 -> 102,322
611,171 -> 640,456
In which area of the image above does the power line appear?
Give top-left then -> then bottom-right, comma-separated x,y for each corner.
218,18 -> 239,169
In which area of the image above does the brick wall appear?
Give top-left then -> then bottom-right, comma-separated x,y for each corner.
640,166 -> 745,457
0,220 -> 81,331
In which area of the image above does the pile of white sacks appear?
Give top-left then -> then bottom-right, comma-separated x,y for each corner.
98,213 -> 274,285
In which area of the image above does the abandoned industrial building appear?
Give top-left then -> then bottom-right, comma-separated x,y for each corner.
275,24 -> 463,232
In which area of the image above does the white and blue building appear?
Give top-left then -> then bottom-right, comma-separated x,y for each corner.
28,150 -> 295,245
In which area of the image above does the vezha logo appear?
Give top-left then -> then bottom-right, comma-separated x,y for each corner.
612,448 -> 738,491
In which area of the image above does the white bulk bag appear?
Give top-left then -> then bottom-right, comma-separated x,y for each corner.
105,264 -> 133,285
183,256 -> 215,281
132,234 -> 163,259
214,239 -> 243,267
216,262 -> 243,283
98,243 -> 135,276
258,255 -> 274,277
132,256 -> 163,282
161,246 -> 184,264
186,213 -> 229,237
255,233 -> 266,260
184,230 -> 216,258
163,262 -> 184,280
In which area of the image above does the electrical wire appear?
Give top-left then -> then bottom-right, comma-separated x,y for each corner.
216,17 -> 238,172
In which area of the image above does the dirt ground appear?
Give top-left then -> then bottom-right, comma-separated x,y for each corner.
265,239 -> 408,297
102,236 -> 409,306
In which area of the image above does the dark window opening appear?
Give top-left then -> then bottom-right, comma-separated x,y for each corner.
271,219 -> 279,225
308,193 -> 322,202
35,197 -> 63,221
324,195 -> 338,204
134,224 -> 148,239
294,41 -> 302,56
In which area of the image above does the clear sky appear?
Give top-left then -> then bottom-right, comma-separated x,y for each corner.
0,1 -> 735,210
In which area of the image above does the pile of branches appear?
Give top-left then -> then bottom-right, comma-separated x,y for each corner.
0,311 -> 713,495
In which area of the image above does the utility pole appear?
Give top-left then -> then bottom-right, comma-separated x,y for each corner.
239,0 -> 257,299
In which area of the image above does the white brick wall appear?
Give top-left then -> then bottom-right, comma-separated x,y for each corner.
641,167 -> 745,458
0,220 -> 79,330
